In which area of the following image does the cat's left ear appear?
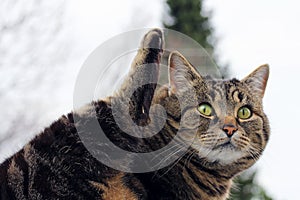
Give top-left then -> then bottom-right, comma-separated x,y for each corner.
242,64 -> 269,98
169,51 -> 204,95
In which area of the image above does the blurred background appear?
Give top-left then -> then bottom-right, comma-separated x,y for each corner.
1,0 -> 299,199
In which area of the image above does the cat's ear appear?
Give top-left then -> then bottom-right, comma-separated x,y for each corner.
169,51 -> 204,94
242,64 -> 269,98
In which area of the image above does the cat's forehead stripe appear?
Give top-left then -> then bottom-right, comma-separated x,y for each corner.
208,81 -> 224,101
221,79 -> 241,103
204,78 -> 247,104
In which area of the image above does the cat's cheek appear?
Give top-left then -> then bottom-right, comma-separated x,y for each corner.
181,109 -> 205,130
237,117 -> 266,153
237,119 -> 262,140
198,119 -> 210,132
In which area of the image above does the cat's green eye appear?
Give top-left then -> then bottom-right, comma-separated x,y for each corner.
198,103 -> 213,117
237,106 -> 252,119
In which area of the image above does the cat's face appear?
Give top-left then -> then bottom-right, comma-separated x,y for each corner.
193,79 -> 269,165
167,51 -> 270,168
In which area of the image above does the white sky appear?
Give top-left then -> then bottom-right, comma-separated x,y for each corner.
1,0 -> 299,199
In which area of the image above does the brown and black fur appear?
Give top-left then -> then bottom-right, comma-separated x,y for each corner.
0,29 -> 270,200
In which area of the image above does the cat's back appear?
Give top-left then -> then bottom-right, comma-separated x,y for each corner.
0,101 -> 121,199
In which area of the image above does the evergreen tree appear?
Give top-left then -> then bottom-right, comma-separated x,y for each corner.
163,0 -> 229,78
164,0 -> 214,50
230,171 -> 273,200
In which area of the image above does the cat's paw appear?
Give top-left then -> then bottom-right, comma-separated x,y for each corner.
132,28 -> 164,66
141,28 -> 164,52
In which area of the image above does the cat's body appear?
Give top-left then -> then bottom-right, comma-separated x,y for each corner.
0,29 -> 270,200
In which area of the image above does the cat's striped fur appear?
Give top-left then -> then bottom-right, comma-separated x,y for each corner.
0,29 -> 270,200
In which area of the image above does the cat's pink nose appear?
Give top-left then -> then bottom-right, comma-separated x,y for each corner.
223,125 -> 238,137
223,116 -> 238,137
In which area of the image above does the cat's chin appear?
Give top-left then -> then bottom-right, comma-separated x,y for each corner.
196,145 -> 245,166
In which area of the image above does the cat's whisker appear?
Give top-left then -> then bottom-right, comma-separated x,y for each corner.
152,152 -> 186,179
175,135 -> 196,145
152,145 -> 187,170
151,143 -> 183,161
202,131 -> 224,154
181,136 -> 199,169
185,149 -> 197,169
246,147 -> 261,162
154,147 -> 190,179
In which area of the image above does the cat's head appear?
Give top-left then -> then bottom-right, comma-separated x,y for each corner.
165,51 -> 270,171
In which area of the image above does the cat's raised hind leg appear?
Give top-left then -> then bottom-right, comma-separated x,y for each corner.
117,29 -> 164,126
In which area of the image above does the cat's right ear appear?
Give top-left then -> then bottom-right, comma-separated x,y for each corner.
169,51 -> 204,95
242,64 -> 269,98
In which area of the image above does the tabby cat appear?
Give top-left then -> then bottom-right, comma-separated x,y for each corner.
0,29 -> 270,200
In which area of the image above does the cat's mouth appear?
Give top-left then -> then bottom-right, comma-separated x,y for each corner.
212,140 -> 236,151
